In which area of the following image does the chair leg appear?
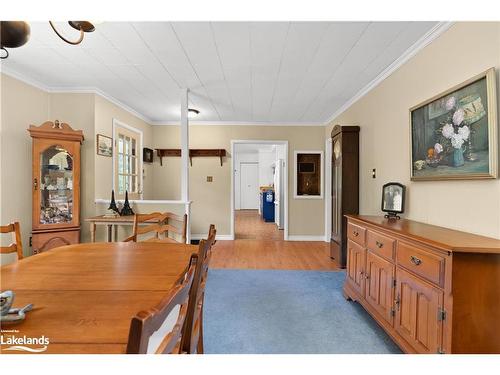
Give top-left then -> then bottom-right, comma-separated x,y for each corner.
197,307 -> 204,354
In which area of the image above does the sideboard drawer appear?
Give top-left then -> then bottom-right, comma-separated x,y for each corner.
367,230 -> 395,261
397,241 -> 445,287
347,222 -> 366,246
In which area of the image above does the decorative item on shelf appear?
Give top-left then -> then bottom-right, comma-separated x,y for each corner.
103,209 -> 120,218
0,290 -> 34,325
381,182 -> 406,220
410,68 -> 497,180
120,191 -> 135,216
107,190 -> 120,215
143,147 -> 154,163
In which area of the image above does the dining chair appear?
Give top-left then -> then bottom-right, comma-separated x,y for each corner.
208,223 -> 216,245
126,255 -> 197,354
124,212 -> 187,244
182,225 -> 216,354
1,222 -> 24,261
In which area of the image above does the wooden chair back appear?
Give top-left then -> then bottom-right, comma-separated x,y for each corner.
126,212 -> 187,243
126,255 -> 197,354
182,225 -> 216,354
208,224 -> 216,245
0,222 -> 23,260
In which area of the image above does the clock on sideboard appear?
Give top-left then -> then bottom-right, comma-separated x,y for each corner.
28,120 -> 84,254
330,125 -> 360,268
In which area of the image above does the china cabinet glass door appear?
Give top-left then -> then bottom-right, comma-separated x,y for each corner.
38,144 -> 75,226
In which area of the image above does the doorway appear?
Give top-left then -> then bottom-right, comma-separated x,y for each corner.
231,140 -> 288,241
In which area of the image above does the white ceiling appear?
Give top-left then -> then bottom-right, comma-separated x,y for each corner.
1,21 -> 440,124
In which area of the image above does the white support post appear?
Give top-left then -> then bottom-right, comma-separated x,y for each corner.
181,88 -> 190,242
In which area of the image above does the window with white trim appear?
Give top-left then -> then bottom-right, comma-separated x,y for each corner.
113,122 -> 142,200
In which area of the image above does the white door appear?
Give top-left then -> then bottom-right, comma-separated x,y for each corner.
240,163 -> 259,209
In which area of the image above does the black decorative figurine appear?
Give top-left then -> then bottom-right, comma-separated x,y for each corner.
108,190 -> 120,215
120,190 -> 135,216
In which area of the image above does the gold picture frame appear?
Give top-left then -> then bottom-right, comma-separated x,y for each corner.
96,134 -> 113,157
409,67 -> 498,181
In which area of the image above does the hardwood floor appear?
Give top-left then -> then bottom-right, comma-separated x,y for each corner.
211,210 -> 339,271
235,209 -> 283,240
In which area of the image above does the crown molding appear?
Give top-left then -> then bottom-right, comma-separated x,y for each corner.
0,65 -> 153,124
324,21 -> 454,125
149,120 -> 325,126
0,64 -> 52,93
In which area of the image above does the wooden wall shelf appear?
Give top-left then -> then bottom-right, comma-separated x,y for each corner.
155,148 -> 226,166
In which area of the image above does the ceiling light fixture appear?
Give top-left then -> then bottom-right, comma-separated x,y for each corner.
0,21 -> 31,59
49,21 -> 96,45
0,20 -> 97,59
188,108 -> 200,118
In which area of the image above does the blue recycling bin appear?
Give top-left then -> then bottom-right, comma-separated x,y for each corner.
261,190 -> 275,222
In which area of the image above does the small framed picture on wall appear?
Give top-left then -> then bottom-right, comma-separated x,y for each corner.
96,134 -> 113,157
294,150 -> 324,199
143,148 -> 154,163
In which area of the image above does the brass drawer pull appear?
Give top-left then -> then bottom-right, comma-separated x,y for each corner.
353,231 -> 359,237
410,255 -> 422,266
375,241 -> 384,248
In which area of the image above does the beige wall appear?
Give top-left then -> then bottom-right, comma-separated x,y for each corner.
94,95 -> 154,200
327,22 -> 500,239
0,74 -> 49,261
152,125 -> 326,237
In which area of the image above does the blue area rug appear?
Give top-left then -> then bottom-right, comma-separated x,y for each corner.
204,269 -> 402,354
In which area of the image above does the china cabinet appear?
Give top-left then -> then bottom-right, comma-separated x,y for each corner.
28,120 -> 84,254
330,125 -> 360,267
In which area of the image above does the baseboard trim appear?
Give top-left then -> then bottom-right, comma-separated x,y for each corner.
190,234 -> 234,241
287,235 -> 325,242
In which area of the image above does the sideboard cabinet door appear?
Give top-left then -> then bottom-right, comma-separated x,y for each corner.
346,240 -> 366,297
365,251 -> 395,325
395,268 -> 444,353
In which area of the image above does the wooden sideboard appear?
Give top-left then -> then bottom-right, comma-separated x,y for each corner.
343,215 -> 500,354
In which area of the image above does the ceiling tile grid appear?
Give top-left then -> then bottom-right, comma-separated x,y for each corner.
1,21 -> 441,124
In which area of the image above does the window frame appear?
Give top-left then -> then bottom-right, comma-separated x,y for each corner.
112,118 -> 143,200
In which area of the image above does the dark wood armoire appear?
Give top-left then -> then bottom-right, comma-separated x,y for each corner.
330,125 -> 359,268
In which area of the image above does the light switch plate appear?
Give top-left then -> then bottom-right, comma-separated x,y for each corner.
207,176 -> 213,182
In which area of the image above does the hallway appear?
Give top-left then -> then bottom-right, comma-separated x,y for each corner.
211,210 -> 337,270
235,209 -> 283,241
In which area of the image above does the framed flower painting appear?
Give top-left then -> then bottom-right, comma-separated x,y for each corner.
410,68 -> 498,180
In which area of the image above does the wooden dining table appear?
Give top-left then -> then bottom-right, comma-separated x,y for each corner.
0,241 -> 197,354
